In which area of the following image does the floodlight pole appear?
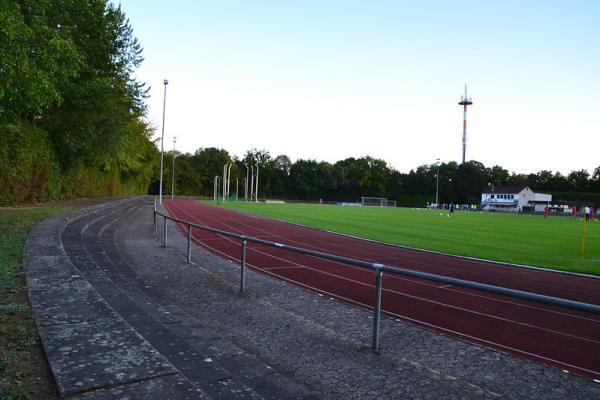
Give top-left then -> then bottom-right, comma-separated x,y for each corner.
250,166 -> 254,202
227,164 -> 232,201
218,176 -> 222,202
223,164 -> 227,201
158,79 -> 168,205
435,158 -> 440,207
171,136 -> 176,199
213,176 -> 218,201
255,165 -> 259,202
245,166 -> 249,202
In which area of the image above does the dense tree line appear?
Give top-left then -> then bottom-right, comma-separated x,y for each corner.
0,0 -> 158,206
163,148 -> 600,207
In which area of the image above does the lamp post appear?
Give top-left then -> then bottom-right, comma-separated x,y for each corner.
223,164 -> 227,201
245,166 -> 249,202
435,158 -> 440,208
214,176 -> 218,201
217,176 -> 222,202
227,164 -> 232,201
158,79 -> 168,205
255,165 -> 259,202
171,136 -> 176,199
250,166 -> 254,202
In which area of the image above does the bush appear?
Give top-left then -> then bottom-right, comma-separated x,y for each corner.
0,123 -> 61,205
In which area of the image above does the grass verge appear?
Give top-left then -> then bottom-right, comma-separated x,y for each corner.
215,202 -> 600,275
0,206 -> 71,400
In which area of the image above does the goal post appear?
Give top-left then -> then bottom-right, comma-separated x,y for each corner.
361,197 -> 396,207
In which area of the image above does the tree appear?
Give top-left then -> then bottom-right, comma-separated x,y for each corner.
567,170 -> 590,192
507,173 -> 525,187
388,170 -> 406,201
486,165 -> 510,187
243,148 -> 271,167
270,155 -> 292,197
592,166 -> 600,192
317,162 -> 336,200
168,153 -> 203,196
39,1 -> 147,168
535,170 -> 554,191
454,161 -> 487,203
1,1 -> 157,204
191,147 -> 234,196
363,157 -> 391,197
290,159 -> 320,199
548,172 -> 570,192
0,1 -> 79,122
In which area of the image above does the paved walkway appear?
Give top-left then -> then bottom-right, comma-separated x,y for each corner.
24,197 -> 600,399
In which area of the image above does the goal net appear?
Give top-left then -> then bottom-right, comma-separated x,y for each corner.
361,197 -> 396,207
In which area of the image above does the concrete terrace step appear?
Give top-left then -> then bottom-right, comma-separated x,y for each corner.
24,197 -> 311,399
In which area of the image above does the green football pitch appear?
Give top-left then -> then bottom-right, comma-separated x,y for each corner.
214,201 -> 600,276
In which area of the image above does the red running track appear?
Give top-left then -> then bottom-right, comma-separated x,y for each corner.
164,199 -> 600,380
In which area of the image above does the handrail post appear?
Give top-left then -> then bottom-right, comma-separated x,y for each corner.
153,210 -> 157,238
372,265 -> 383,352
187,224 -> 192,263
240,239 -> 247,292
163,216 -> 168,247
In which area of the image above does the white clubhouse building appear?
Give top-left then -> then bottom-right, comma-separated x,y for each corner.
480,186 -> 553,213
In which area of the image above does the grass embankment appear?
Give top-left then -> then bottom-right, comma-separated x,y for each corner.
216,202 -> 600,275
0,206 -> 71,400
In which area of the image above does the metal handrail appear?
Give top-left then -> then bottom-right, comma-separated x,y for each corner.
153,202 -> 600,352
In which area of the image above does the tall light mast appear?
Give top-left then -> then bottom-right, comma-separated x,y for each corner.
458,84 -> 473,164
171,136 -> 176,199
158,79 -> 168,204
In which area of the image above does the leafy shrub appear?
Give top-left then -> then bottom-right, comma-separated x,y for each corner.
0,123 -> 61,205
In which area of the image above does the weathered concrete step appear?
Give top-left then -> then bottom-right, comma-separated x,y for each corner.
26,197 -> 314,399
25,198 -> 208,399
65,198 -> 314,399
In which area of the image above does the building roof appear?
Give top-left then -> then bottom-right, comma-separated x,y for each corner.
482,186 -> 529,195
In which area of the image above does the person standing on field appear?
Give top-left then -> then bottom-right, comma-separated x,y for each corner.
584,206 -> 591,221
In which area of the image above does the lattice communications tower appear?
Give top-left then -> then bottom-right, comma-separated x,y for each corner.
458,84 -> 473,164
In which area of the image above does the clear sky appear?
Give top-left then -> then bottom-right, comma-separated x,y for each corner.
115,0 -> 599,175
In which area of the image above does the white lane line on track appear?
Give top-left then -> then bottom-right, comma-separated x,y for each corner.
263,266 -> 305,271
164,202 -> 600,344
442,285 -> 600,323
369,253 -> 600,299
381,308 -> 600,377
